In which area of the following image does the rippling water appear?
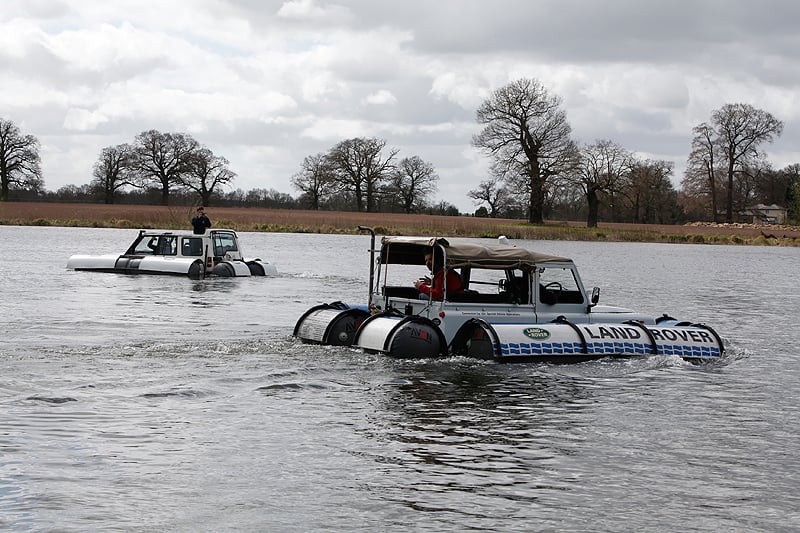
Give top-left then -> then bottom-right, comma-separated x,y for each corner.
1,226 -> 799,531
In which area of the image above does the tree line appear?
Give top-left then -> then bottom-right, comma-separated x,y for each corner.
290,137 -> 440,213
2,78 -> 798,225
0,118 -> 455,214
467,79 -> 796,226
0,124 -> 237,206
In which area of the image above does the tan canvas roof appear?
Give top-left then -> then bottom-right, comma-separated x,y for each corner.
380,236 -> 572,270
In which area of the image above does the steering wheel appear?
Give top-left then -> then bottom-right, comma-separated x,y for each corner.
543,281 -> 563,293
543,281 -> 563,301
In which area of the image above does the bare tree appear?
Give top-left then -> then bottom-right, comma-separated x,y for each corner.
468,177 -> 513,218
548,179 -> 587,220
754,165 -> 789,207
91,144 -> 135,204
686,104 -> 784,223
472,78 -> 577,224
683,123 -> 723,222
0,118 -> 43,201
715,104 -> 783,222
565,139 -> 633,227
784,163 -> 800,223
132,130 -> 199,205
291,153 -> 336,210
180,147 -> 236,206
244,188 -> 296,208
735,161 -> 775,215
626,159 -> 677,224
427,200 -> 460,216
385,156 -> 438,213
327,137 -> 397,212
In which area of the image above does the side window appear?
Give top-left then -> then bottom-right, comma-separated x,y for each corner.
463,268 -> 501,295
450,268 -> 526,304
157,236 -> 177,256
182,237 -> 204,256
134,236 -> 178,255
133,237 -> 159,254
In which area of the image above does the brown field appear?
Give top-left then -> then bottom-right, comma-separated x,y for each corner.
2,201 -> 799,245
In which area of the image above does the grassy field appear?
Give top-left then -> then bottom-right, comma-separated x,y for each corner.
2,201 -> 799,246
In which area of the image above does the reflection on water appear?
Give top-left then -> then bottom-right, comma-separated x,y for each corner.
368,363 -> 595,507
1,227 -> 800,531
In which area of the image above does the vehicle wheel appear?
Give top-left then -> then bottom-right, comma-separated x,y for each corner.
451,319 -> 500,361
247,262 -> 265,276
212,262 -> 236,277
386,319 -> 444,359
188,260 -> 204,279
326,309 -> 369,346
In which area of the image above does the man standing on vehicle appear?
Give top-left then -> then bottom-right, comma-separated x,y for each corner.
191,207 -> 212,234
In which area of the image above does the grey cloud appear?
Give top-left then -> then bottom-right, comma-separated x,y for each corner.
334,0 -> 800,71
4,0 -> 800,212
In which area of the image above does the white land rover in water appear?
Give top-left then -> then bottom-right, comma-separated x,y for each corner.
67,229 -> 277,278
294,229 -> 723,363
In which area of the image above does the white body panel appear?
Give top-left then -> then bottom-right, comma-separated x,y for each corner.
66,254 -> 201,275
66,254 -> 125,270
378,298 -> 656,348
355,315 -> 403,353
248,259 -> 278,276
490,322 -> 722,360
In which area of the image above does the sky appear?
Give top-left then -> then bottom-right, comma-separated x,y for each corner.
2,0 -> 799,213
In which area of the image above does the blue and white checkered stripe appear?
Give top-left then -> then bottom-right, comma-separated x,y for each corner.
499,341 -> 721,358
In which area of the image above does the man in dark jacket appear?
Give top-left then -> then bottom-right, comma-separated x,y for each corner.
191,207 -> 212,234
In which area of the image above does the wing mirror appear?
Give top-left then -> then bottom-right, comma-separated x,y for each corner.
588,287 -> 600,312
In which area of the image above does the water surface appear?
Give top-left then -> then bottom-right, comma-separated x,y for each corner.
1,226 -> 798,531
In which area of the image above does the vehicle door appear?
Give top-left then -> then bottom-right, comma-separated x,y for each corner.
534,265 -> 588,322
212,231 -> 242,260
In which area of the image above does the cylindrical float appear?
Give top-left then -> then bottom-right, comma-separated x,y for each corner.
246,259 -> 278,276
451,317 -> 724,363
354,313 -> 446,359
293,302 -> 370,346
212,260 -> 252,277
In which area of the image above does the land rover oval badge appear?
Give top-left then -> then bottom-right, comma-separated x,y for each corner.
523,327 -> 550,340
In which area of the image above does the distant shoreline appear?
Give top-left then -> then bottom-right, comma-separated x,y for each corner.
2,201 -> 799,246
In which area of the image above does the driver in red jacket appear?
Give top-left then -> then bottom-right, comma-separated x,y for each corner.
414,250 -> 462,300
